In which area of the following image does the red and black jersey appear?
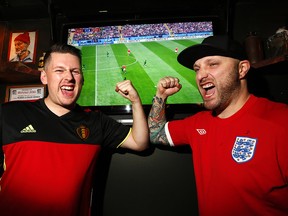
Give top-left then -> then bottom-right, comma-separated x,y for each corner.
0,99 -> 130,216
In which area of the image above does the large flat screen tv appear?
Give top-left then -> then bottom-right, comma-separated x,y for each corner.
61,17 -> 217,114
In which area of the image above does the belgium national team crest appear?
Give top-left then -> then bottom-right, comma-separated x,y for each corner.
76,125 -> 90,140
231,136 -> 257,163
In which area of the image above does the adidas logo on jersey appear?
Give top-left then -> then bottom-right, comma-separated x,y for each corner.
20,124 -> 36,133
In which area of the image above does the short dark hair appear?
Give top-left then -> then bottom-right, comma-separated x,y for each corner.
43,43 -> 82,70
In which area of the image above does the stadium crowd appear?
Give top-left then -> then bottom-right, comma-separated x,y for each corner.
68,21 -> 213,45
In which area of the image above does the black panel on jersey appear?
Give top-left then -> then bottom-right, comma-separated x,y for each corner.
1,99 -> 130,148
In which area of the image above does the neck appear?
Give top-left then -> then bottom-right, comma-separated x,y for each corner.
44,97 -> 75,117
217,90 -> 250,119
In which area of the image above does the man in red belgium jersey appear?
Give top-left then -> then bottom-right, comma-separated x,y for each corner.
0,43 -> 149,216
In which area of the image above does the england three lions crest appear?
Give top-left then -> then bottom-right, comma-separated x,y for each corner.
231,136 -> 257,163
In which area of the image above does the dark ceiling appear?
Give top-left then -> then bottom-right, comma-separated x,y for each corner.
0,0 -> 230,22
0,0 -> 230,83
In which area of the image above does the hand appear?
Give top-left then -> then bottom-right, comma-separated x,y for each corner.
156,76 -> 182,98
115,80 -> 140,103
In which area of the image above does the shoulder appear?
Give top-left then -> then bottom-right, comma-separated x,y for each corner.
2,100 -> 30,108
74,105 -> 112,122
1,99 -> 41,112
254,96 -> 288,114
186,109 -> 211,120
170,110 -> 211,125
23,53 -> 33,62
253,96 -> 288,127
1,101 -> 35,123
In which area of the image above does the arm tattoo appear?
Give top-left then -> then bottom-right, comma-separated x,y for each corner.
148,96 -> 169,145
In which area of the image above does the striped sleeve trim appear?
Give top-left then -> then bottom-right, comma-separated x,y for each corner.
165,122 -> 174,147
116,127 -> 132,148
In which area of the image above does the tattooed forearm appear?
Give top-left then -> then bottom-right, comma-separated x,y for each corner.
148,96 -> 169,145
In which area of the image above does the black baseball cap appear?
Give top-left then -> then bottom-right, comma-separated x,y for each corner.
177,35 -> 247,70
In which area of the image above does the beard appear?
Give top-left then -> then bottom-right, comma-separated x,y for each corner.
16,49 -> 27,55
204,66 -> 241,113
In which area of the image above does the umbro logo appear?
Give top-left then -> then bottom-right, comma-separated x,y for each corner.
196,129 -> 206,135
20,124 -> 36,133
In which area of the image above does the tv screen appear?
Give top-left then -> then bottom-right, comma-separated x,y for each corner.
61,17 -> 216,114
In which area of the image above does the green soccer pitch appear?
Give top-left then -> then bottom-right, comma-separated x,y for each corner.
77,38 -> 204,106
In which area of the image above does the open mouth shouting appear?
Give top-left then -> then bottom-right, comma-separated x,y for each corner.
201,83 -> 216,99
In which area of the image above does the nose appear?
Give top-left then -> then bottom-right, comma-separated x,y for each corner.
196,68 -> 208,82
64,70 -> 75,81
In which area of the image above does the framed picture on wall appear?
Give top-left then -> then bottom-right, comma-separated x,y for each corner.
5,84 -> 46,102
7,30 -> 38,64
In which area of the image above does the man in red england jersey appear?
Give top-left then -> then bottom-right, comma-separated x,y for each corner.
0,43 -> 149,216
148,35 -> 288,215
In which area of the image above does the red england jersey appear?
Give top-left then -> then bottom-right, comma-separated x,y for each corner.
166,95 -> 288,216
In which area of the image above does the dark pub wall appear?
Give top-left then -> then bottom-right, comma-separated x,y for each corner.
232,0 -> 288,104
0,1 -> 287,216
0,18 -> 52,104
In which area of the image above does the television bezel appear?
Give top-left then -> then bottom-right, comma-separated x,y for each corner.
60,15 -> 220,116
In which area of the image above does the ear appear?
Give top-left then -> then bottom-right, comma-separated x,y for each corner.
40,70 -> 48,84
238,60 -> 250,79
